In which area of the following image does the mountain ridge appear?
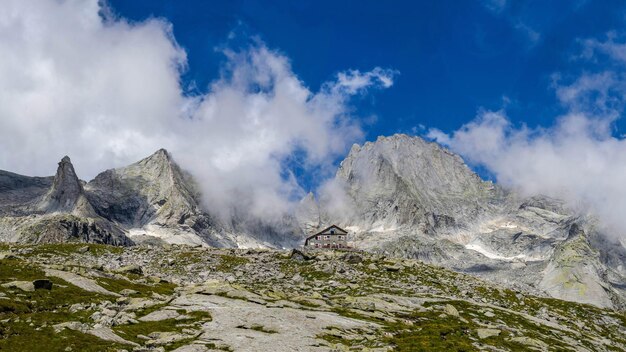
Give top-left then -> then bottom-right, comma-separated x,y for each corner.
0,134 -> 625,309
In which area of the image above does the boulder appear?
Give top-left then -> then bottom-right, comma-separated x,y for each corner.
114,264 -> 143,275
476,328 -> 501,339
0,252 -> 19,260
33,279 -> 53,290
289,249 -> 311,262
1,281 -> 34,292
139,309 -> 181,322
53,321 -> 89,333
120,289 -> 139,296
510,336 -> 549,350
444,304 -> 459,317
384,264 -> 402,272
342,253 -> 363,264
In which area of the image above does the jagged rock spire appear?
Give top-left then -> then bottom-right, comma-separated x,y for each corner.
38,156 -> 95,216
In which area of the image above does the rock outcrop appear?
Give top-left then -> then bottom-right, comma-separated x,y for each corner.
1,243 -> 624,351
0,170 -> 52,215
37,156 -> 96,217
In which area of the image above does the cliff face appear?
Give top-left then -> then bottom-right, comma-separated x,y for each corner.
37,156 -> 96,218
84,149 -> 237,247
302,134 -> 626,309
332,135 -> 504,230
0,170 -> 52,215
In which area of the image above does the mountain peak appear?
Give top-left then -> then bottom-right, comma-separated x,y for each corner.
138,148 -> 173,168
154,148 -> 170,159
37,156 -> 93,215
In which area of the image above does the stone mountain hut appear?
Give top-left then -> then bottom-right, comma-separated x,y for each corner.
304,225 -> 348,249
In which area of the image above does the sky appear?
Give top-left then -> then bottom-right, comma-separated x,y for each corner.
3,0 -> 626,236
108,0 -> 626,137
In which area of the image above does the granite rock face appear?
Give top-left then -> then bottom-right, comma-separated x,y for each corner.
333,135 -> 505,230
303,134 -> 626,309
85,149 -> 231,247
37,156 -> 93,215
0,171 -> 52,214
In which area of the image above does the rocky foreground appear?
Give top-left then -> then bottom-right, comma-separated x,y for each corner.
0,243 -> 624,351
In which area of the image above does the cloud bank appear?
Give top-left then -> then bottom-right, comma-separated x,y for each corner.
428,32 -> 626,239
0,0 -> 395,221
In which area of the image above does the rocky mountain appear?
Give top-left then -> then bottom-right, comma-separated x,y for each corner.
37,156 -> 96,217
0,170 -> 52,212
0,149 -> 296,250
84,149 -> 230,247
0,134 -> 625,311
332,135 -> 505,231
301,134 -> 626,310
0,157 -> 130,246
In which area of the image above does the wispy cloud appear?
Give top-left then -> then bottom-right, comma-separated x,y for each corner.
482,0 -> 541,46
580,31 -> 626,63
482,0 -> 508,14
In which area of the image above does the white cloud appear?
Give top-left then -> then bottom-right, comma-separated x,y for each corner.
427,30 -> 626,239
176,46 -> 394,220
428,110 -> 626,239
581,31 -> 626,63
334,67 -> 397,94
0,0 -> 395,222
0,0 -> 186,175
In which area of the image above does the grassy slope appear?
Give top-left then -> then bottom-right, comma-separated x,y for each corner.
0,244 -> 623,351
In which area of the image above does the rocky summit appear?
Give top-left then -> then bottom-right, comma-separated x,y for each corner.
0,134 -> 625,350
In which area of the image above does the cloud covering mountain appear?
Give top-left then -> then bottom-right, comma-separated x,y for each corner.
0,0 -> 395,223
3,0 -> 626,252
428,32 -> 626,242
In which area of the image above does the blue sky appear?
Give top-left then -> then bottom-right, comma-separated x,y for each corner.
4,0 -> 626,227
109,0 -> 626,139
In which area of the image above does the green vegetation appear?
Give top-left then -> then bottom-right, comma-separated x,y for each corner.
236,324 -> 278,334
0,258 -> 117,351
113,310 -> 211,348
176,250 -> 205,264
0,324 -> 125,352
0,244 -> 623,351
216,254 -> 248,272
96,275 -> 176,297
0,259 -> 106,312
17,242 -> 123,257
384,311 -> 477,352
113,318 -> 184,343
